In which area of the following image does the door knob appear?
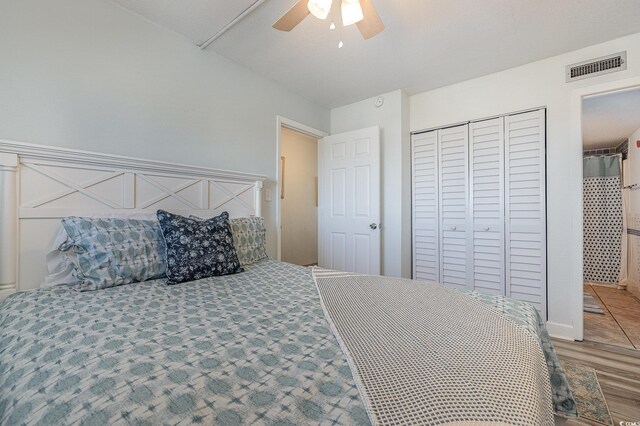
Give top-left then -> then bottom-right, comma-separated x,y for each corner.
451,226 -> 457,231
484,226 -> 490,231
370,223 -> 378,230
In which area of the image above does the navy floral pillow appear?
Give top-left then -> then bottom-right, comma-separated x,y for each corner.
156,210 -> 243,284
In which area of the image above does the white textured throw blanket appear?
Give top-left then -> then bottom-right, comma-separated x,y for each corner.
312,269 -> 554,426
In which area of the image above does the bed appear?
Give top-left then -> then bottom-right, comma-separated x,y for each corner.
0,141 -> 576,425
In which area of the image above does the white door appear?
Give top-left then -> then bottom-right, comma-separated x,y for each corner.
412,130 -> 439,282
504,109 -> 546,317
470,118 -> 505,295
438,125 -> 472,290
320,126 -> 380,274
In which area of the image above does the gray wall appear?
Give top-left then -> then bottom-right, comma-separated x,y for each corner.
0,0 -> 330,258
330,90 -> 411,278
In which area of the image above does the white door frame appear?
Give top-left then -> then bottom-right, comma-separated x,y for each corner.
570,76 -> 640,341
276,116 -> 328,261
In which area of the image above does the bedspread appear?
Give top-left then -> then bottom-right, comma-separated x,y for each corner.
0,261 -> 369,425
465,292 -> 577,418
0,260 -> 575,425
312,269 -> 560,425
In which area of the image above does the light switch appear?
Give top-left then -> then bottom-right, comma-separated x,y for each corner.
265,188 -> 272,202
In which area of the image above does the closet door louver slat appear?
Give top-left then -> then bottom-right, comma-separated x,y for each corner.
470,118 -> 505,296
505,110 -> 547,318
412,131 -> 439,282
438,125 -> 472,291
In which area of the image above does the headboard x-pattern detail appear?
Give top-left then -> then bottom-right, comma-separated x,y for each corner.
0,139 -> 266,299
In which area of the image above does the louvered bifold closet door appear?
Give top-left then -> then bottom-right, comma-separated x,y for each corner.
412,131 -> 439,282
505,109 -> 547,317
470,118 -> 504,295
438,125 -> 472,291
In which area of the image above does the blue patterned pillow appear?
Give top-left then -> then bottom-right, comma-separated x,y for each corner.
190,215 -> 268,266
156,210 -> 243,284
60,217 -> 167,291
229,217 -> 268,266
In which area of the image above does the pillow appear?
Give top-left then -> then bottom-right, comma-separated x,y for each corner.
190,215 -> 268,266
44,212 -> 158,287
44,226 -> 80,287
229,217 -> 268,266
61,216 -> 167,291
157,210 -> 243,284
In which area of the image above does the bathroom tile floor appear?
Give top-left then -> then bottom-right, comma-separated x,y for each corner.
583,284 -> 640,349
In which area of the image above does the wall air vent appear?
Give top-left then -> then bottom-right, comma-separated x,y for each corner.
566,52 -> 626,82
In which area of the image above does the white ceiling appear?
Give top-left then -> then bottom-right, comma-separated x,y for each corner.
110,0 -> 640,108
111,0 -> 257,46
582,88 -> 640,150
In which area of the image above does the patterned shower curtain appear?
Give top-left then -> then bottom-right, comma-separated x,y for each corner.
583,155 -> 623,284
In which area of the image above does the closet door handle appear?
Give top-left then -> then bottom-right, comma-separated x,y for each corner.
484,226 -> 490,231
450,226 -> 457,231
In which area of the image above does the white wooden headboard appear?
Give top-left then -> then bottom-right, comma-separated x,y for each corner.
0,140 -> 266,299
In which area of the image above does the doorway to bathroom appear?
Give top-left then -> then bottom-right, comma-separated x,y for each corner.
582,86 -> 640,349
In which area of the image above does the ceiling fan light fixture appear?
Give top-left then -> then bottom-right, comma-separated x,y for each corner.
341,0 -> 363,26
307,0 -> 332,20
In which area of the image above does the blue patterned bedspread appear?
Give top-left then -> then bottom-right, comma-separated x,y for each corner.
0,260 -> 574,425
0,261 -> 368,425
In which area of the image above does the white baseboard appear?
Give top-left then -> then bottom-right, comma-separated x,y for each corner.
546,322 -> 577,341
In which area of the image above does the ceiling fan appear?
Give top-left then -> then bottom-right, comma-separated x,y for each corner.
273,0 -> 384,40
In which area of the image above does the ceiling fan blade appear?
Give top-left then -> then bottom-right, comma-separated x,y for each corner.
273,0 -> 310,31
356,0 -> 384,39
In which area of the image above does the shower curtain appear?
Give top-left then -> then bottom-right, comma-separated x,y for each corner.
583,155 -> 624,284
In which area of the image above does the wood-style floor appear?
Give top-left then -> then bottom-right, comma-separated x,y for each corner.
553,338 -> 640,425
584,284 -> 640,349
